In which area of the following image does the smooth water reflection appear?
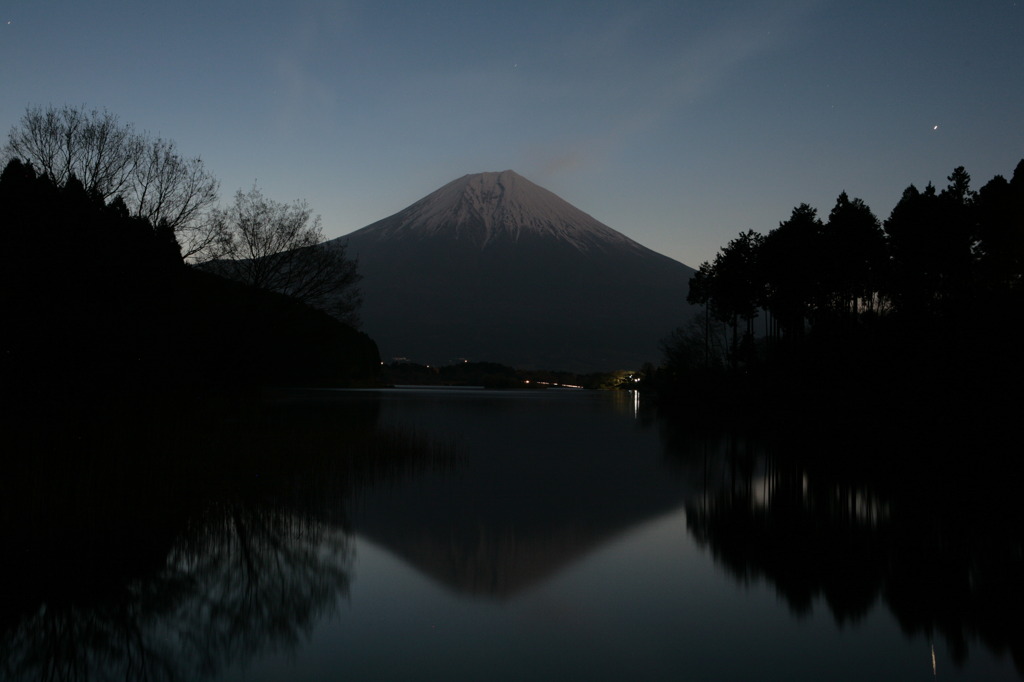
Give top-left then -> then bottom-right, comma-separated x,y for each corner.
2,388 -> 1021,681
2,506 -> 350,681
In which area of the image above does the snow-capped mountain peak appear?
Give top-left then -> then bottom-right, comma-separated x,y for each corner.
348,170 -> 642,252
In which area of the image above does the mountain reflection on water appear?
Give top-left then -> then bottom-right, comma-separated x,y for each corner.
2,389 -> 1022,680
348,389 -> 685,599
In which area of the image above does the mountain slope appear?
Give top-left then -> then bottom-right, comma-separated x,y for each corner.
328,170 -> 696,371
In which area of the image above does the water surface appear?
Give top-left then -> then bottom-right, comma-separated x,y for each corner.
2,388 -> 1020,681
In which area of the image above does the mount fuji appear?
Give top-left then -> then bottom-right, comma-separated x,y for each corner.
327,170 -> 696,372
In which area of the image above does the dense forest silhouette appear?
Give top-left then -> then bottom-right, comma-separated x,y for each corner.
648,161 -> 1024,431
0,158 -> 380,425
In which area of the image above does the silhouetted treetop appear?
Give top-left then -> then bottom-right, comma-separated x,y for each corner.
821,192 -> 886,317
3,104 -> 220,260
667,160 -> 1024,417
202,185 -> 363,326
0,159 -> 379,418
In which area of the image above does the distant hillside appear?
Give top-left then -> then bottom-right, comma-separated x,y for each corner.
330,170 -> 696,372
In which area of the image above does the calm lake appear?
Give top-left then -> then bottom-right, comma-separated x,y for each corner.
2,388 -> 1022,681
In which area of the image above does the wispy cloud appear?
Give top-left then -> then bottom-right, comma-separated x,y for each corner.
531,1 -> 827,179
270,5 -> 353,137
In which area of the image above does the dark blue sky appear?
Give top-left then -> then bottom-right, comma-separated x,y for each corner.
3,0 -> 1022,267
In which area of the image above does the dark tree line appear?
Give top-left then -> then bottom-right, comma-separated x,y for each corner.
4,105 -> 362,325
3,105 -> 221,260
682,162 -> 1023,361
0,159 -> 379,422
654,161 -> 1024,425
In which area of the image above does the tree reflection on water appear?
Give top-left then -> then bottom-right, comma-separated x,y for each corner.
2,504 -> 350,682
0,391 -> 453,682
658,420 -> 1024,676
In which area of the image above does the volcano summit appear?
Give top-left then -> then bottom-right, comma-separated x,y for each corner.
328,171 -> 696,372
